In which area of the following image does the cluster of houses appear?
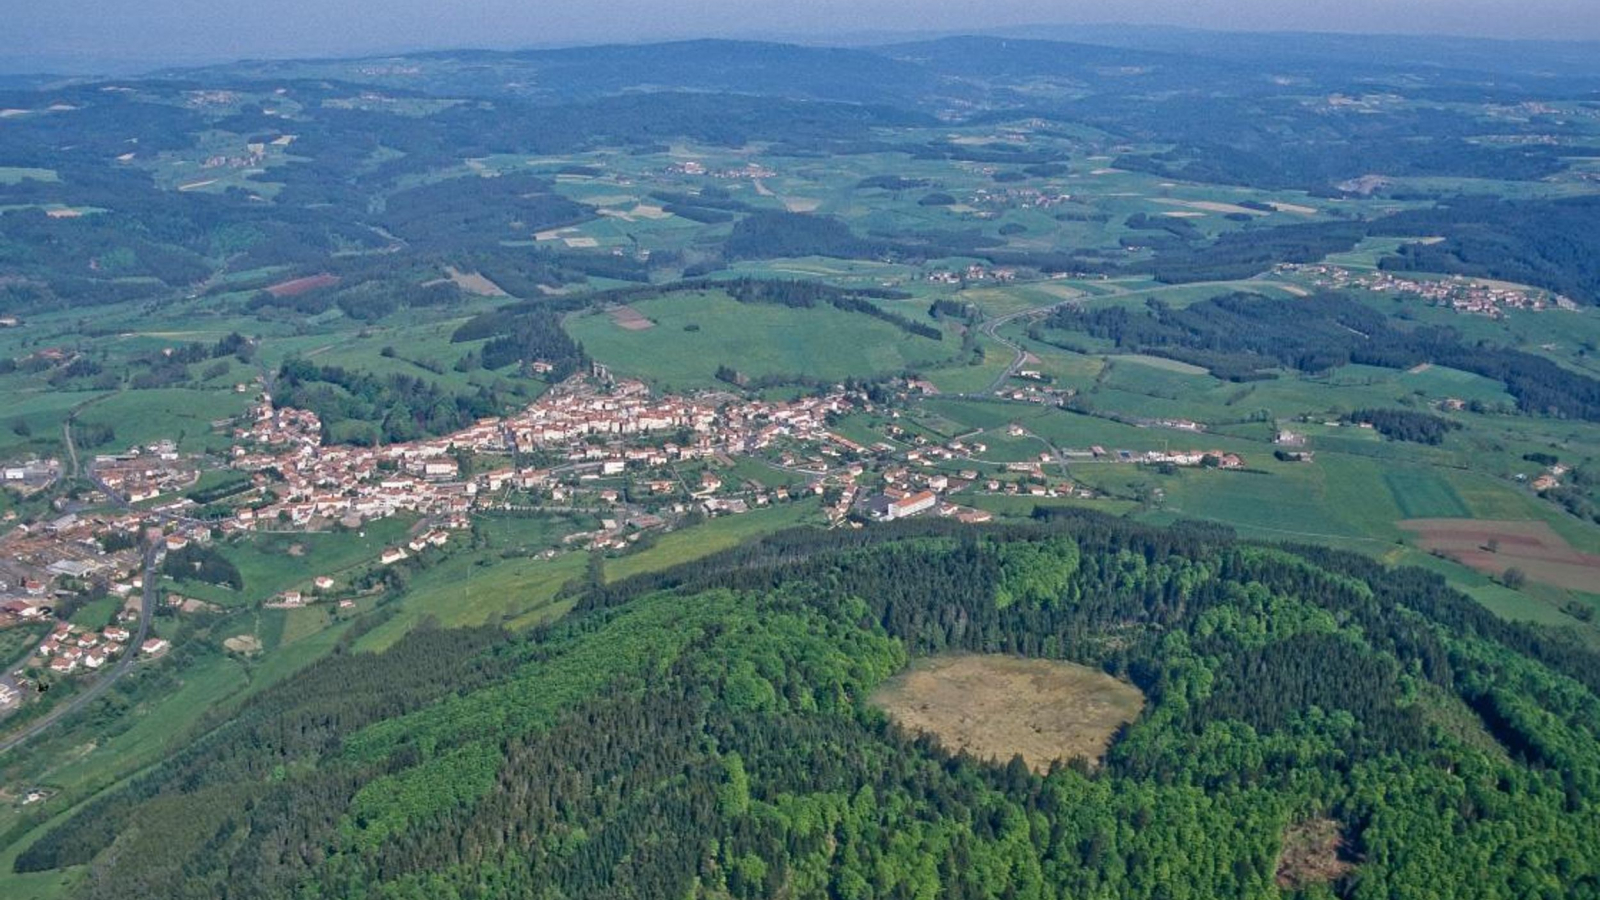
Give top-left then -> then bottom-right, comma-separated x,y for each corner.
1278,263 -> 1578,316
926,264 -> 1019,284
0,375 -> 878,675
967,186 -> 1076,211
93,441 -> 201,504
201,142 -> 270,170
0,511 -> 146,621
38,622 -> 127,674
1140,449 -> 1246,469
223,378 -> 858,534
665,160 -> 776,180
28,619 -> 168,677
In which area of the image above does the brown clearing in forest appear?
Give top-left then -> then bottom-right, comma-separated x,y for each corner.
1275,818 -> 1356,890
870,654 -> 1144,774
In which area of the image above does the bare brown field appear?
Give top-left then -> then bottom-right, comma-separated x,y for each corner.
1151,198 -> 1267,216
1276,818 -> 1355,890
265,273 -> 341,298
608,305 -> 655,331
1400,518 -> 1600,591
442,266 -> 507,297
870,654 -> 1145,773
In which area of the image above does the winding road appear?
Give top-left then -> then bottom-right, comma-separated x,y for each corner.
962,276 -> 1284,397
0,421 -> 160,755
969,297 -> 1082,396
0,545 -> 157,754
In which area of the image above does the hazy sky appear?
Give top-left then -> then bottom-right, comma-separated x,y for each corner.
8,0 -> 1600,70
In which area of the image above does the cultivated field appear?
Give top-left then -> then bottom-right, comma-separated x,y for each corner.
607,304 -> 655,330
1401,518 -> 1600,591
265,273 -> 341,297
870,654 -> 1145,773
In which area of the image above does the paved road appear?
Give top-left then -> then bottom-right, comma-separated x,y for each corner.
0,544 -> 157,755
61,419 -> 80,480
967,297 -> 1083,396
961,277 -> 1281,398
0,421 -> 161,755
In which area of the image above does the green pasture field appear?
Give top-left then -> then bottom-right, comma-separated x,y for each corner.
0,390 -> 98,459
71,389 -> 246,454
969,431 -> 1056,464
908,409 -> 972,439
66,596 -> 121,630
723,455 -> 810,489
1382,468 -> 1471,519
825,412 -> 905,449
356,501 -> 818,652
1383,545 -> 1600,642
726,257 -> 919,285
922,334 -> 1014,394
603,498 -> 821,584
963,493 -> 1138,519
0,167 -> 59,185
566,289 -> 955,391
166,516 -> 416,607
1085,387 -> 1226,423
953,286 -> 1067,318
1110,354 -> 1210,376
0,622 -> 50,670
352,512 -> 597,652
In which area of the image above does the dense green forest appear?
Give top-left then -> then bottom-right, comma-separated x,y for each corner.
1036,292 -> 1600,419
1346,408 -> 1463,445
274,358 -> 513,445
14,513 -> 1599,898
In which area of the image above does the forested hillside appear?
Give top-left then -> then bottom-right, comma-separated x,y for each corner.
1036,292 -> 1600,419
14,513 -> 1598,899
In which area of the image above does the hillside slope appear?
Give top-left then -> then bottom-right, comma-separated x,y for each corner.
12,513 -> 1600,899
